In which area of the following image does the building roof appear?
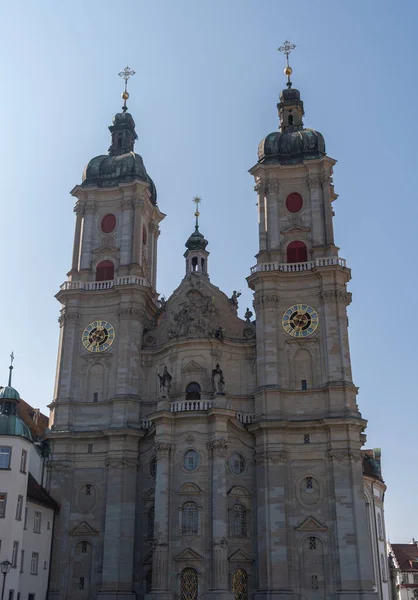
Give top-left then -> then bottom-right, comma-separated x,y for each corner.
391,543 -> 418,571
362,448 -> 384,482
16,398 -> 48,439
27,472 -> 59,511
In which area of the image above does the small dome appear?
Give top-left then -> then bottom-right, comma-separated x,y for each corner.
0,385 -> 20,401
258,128 -> 326,165
82,152 -> 157,203
0,413 -> 32,441
112,111 -> 136,128
185,226 -> 208,251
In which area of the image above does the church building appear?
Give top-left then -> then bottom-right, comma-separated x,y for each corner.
46,51 -> 385,599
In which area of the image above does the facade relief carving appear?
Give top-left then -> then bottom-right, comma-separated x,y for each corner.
105,457 -> 138,470
154,442 -> 173,459
328,448 -> 361,462
208,438 -> 228,458
58,311 -> 80,327
255,450 -> 288,465
306,176 -> 322,191
253,294 -> 279,309
169,289 -> 219,339
319,289 -> 352,305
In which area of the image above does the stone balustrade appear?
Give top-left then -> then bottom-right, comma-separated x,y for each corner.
60,275 -> 148,291
250,256 -> 346,274
169,400 -> 212,412
236,412 -> 255,424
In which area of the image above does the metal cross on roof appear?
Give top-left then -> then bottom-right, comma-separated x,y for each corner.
193,196 -> 202,226
10,351 -> 14,366
118,66 -> 136,92
278,40 -> 296,60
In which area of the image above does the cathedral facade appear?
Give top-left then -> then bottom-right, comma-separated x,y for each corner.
46,63 -> 382,600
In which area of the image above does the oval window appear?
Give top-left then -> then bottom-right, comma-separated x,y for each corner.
230,453 -> 245,475
101,214 -> 116,233
184,449 -> 199,472
285,193 -> 303,213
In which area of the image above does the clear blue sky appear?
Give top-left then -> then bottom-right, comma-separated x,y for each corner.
1,0 -> 416,542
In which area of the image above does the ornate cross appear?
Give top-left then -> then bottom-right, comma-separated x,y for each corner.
193,196 -> 202,226
118,66 -> 136,92
278,40 -> 296,88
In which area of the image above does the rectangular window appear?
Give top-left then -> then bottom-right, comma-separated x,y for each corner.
301,379 -> 307,390
414,574 -> 418,584
0,447 -> 11,469
30,552 -> 39,575
20,549 -> 24,573
34,511 -> 42,533
0,493 -> 7,517
8,591 -> 14,600
304,434 -> 310,444
16,495 -> 23,520
16,594 -> 20,600
47,521 -> 51,530
43,561 -> 47,570
12,541 -> 19,568
28,595 -> 35,600
93,392 -> 98,402
24,506 -> 28,529
20,449 -> 27,473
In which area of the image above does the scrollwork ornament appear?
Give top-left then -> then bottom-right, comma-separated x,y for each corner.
105,457 -> 138,470
319,290 -> 352,305
266,179 -> 280,194
84,203 -> 96,215
307,177 -> 322,191
253,294 -> 280,309
328,448 -> 360,462
208,437 -> 228,458
58,311 -> 80,327
46,459 -> 73,472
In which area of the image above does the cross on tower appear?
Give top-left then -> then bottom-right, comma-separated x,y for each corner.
278,40 -> 296,88
118,66 -> 136,111
193,196 -> 202,227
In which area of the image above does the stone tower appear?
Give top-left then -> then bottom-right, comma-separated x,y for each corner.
46,58 -> 380,600
246,48 -> 377,599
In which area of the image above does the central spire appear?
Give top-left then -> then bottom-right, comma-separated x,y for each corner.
184,196 -> 209,277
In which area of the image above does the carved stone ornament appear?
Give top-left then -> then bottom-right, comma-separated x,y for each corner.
254,181 -> 265,195
117,307 -> 143,319
253,294 -> 279,309
154,442 -> 173,459
328,448 -> 361,462
319,290 -> 352,306
84,203 -> 96,214
46,459 -> 73,472
208,437 -> 228,458
58,310 -> 80,327
169,289 -> 219,339
256,450 -> 288,465
306,177 -> 322,191
213,537 -> 228,549
186,434 -> 195,445
105,457 -> 138,470
265,179 -> 280,194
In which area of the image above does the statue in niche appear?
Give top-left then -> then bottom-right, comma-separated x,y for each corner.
157,366 -> 172,398
212,363 -> 225,395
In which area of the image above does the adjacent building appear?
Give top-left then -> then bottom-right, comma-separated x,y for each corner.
0,364 -> 58,600
46,53 -> 388,599
388,541 -> 418,600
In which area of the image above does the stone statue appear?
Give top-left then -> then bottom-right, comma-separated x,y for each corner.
212,363 -> 225,395
229,290 -> 241,309
244,307 -> 253,323
158,366 -> 172,398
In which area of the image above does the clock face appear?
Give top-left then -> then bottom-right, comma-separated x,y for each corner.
82,320 -> 115,352
282,304 -> 319,338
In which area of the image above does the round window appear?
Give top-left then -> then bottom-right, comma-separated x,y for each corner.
285,193 -> 303,213
184,449 -> 199,472
101,214 -> 116,233
230,453 -> 245,475
150,457 -> 157,478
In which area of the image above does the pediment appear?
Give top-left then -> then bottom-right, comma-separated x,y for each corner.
182,360 -> 205,374
228,549 -> 253,563
174,548 -> 204,562
296,516 -> 328,532
178,483 -> 202,495
227,486 -> 251,497
69,521 -> 99,536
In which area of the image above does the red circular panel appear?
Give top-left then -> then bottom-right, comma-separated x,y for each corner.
101,214 -> 116,233
286,193 -> 303,213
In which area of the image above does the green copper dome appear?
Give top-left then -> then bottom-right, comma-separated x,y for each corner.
185,225 -> 208,252
0,413 -> 32,441
81,109 -> 157,204
0,385 -> 20,401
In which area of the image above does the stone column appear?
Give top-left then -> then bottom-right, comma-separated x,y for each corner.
69,202 -> 83,277
307,176 -> 325,249
321,173 -> 335,248
79,202 -> 95,276
53,310 -> 80,428
265,180 -> 280,250
98,454 -> 138,600
131,199 -> 143,274
150,442 -> 172,600
254,446 -> 292,600
119,196 -> 134,275
151,224 -> 159,289
208,438 -> 234,600
255,181 -> 267,252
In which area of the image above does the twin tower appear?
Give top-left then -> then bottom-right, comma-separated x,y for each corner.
46,56 -> 379,600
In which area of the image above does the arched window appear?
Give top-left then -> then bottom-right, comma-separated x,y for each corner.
232,568 -> 248,600
186,382 -> 201,400
181,567 -> 198,600
95,260 -> 114,282
288,114 -> 294,125
230,503 -> 247,537
147,505 -> 155,538
182,502 -> 199,534
286,241 -> 308,263
184,449 -> 199,472
145,568 -> 153,593
191,257 -> 198,271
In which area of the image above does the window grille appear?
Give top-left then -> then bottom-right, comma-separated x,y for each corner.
232,568 -> 248,600
181,567 -> 198,600
79,577 -> 85,590
306,477 -> 313,490
230,504 -> 247,537
311,575 -> 318,589
309,536 -> 317,550
304,434 -> 310,444
182,502 -> 198,535
85,484 -> 92,496
82,541 -> 88,554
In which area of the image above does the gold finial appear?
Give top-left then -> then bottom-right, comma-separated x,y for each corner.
278,40 -> 296,88
193,196 -> 202,227
118,66 -> 136,111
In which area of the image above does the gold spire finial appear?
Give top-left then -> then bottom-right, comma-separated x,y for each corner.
193,196 -> 202,227
118,66 -> 136,111
278,40 -> 296,88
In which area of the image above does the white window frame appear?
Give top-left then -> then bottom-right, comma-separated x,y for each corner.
20,449 -> 27,474
33,511 -> 42,533
16,495 -> 23,520
0,447 -> 11,469
30,552 -> 39,575
11,541 -> 19,568
20,549 -> 24,573
0,493 -> 7,518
